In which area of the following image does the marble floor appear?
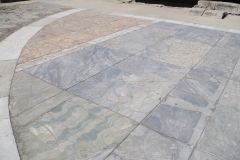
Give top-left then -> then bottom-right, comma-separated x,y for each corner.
1,8 -> 240,160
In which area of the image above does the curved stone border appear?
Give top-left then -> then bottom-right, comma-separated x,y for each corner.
0,8 -> 84,160
110,12 -> 240,34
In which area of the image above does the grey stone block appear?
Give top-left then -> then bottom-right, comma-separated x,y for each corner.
143,104 -> 201,143
215,2 -> 240,15
187,8 -> 206,16
197,1 -> 216,10
203,10 -> 227,19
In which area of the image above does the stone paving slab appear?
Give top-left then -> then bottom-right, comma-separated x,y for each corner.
13,95 -> 137,160
25,45 -> 131,89
10,71 -> 62,116
18,11 -> 148,64
106,125 -> 193,160
98,22 -> 186,54
137,37 -> 211,68
2,7 -> 240,160
195,104 -> 240,160
0,60 -> 17,97
172,27 -> 225,46
68,55 -> 188,122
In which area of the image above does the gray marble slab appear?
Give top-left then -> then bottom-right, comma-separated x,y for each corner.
68,56 -> 188,122
175,68 -> 228,103
137,37 -> 211,68
25,45 -> 130,89
9,71 -> 61,116
196,104 -> 240,160
217,33 -> 240,52
143,103 -> 201,143
98,22 -> 186,54
106,125 -> 192,160
172,27 -> 225,46
195,46 -> 239,79
190,149 -> 221,160
13,96 -> 137,160
219,80 -> 240,108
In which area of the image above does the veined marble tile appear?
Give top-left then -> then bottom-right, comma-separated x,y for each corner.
175,68 -> 228,103
11,91 -> 73,127
106,125 -> 192,160
138,38 -> 211,68
172,27 -> 225,46
190,149 -> 221,160
25,45 -> 130,89
10,71 -> 61,116
13,96 -> 137,160
195,46 -> 239,79
68,56 -> 188,122
217,33 -> 240,52
143,104 -> 201,143
219,80 -> 240,108
98,22 -> 185,54
196,104 -> 240,160
230,60 -> 240,82
0,97 -> 9,119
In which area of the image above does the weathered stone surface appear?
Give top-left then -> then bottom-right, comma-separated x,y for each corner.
203,10 -> 227,19
176,68 -> 228,103
13,96 -> 137,160
197,1 -> 216,10
187,8 -> 206,16
99,21 -> 186,54
195,46 -> 239,79
0,97 -> 9,119
214,2 -> 240,14
25,45 -> 130,89
172,27 -> 224,46
10,71 -> 61,116
196,104 -> 240,160
11,91 -> 73,127
68,56 -> 188,122
0,60 -> 17,97
143,103 -> 201,143
231,60 -> 240,82
217,33 -> 240,52
219,80 -> 240,108
137,37 -> 211,68
106,125 -> 192,160
0,119 -> 20,160
190,149 -> 221,160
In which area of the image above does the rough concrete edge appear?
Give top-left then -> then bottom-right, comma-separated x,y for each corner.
15,21 -> 157,72
109,12 -> 240,34
0,8 -> 85,160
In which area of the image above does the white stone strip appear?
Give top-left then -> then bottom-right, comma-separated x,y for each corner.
0,8 -> 85,160
0,27 -> 41,61
109,12 -> 240,34
16,21 -> 157,72
0,97 -> 20,160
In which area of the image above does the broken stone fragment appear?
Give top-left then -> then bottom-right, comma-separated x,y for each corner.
120,0 -> 132,3
187,8 -> 206,16
197,1 -> 216,10
214,2 -> 240,15
203,10 -> 228,19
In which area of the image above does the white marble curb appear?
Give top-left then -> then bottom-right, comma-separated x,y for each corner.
0,8 -> 85,160
109,12 -> 240,34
